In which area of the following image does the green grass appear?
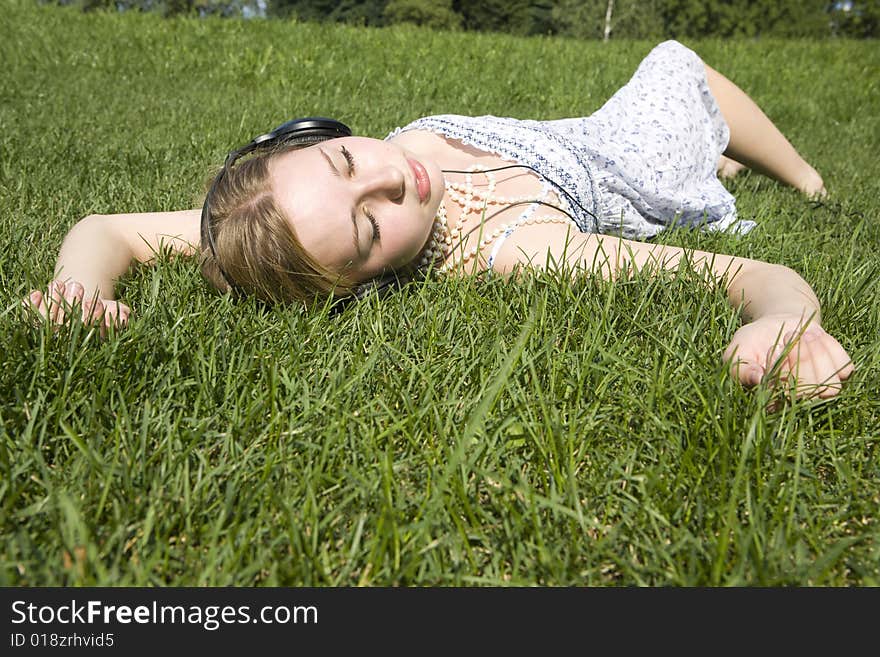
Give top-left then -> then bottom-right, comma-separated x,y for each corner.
1,0 -> 879,586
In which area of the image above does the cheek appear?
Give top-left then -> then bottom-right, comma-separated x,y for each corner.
391,232 -> 421,263
407,217 -> 432,253
393,209 -> 428,241
384,223 -> 426,268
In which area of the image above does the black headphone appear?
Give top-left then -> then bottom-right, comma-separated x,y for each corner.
200,117 -> 404,308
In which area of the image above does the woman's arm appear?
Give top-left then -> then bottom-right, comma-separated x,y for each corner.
494,224 -> 854,400
609,237 -> 853,399
24,209 -> 201,332
53,209 -> 201,299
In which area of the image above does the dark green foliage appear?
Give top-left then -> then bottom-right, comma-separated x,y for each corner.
830,0 -> 880,38
383,0 -> 462,30
45,0 -> 879,37
454,0 -> 555,35
659,0 -> 830,38
552,0 -> 667,40
272,0 -> 387,24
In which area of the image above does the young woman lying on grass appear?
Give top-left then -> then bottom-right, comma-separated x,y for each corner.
24,41 -> 853,401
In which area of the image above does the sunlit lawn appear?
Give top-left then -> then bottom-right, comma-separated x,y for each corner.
1,0 -> 878,585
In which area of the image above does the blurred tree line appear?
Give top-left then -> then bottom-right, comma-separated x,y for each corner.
53,0 -> 879,38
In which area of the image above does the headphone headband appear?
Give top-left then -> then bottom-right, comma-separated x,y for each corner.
221,117 -> 351,169
253,117 -> 351,145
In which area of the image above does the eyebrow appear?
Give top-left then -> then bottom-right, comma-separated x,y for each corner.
319,147 -> 360,256
319,147 -> 341,178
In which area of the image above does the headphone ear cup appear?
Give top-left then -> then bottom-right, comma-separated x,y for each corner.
328,274 -> 399,316
352,273 -> 401,301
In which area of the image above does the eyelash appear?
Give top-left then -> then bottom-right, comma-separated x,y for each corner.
341,146 -> 355,173
366,209 -> 381,242
342,146 -> 380,242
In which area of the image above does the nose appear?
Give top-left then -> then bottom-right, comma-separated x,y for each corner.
357,164 -> 405,203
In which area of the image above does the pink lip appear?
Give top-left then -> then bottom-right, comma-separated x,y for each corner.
408,158 -> 430,204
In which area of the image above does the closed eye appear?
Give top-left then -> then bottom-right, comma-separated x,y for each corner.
339,145 -> 378,243
366,208 -> 380,242
341,146 -> 355,174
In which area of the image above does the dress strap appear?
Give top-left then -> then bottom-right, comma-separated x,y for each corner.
485,213 -> 579,272
486,226 -> 517,271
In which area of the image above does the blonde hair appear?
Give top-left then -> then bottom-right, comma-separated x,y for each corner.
199,149 -> 355,305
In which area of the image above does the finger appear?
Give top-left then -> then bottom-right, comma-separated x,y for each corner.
764,339 -> 787,378
789,334 -> 837,400
63,281 -> 86,322
22,290 -> 45,322
103,301 -> 130,331
765,333 -> 801,399
26,290 -> 42,310
803,336 -> 846,399
115,304 -> 131,328
48,280 -> 66,324
81,298 -> 107,339
37,293 -> 54,326
822,334 -> 855,382
837,358 -> 855,381
34,290 -> 51,319
98,312 -> 108,339
792,328 -> 853,396
82,298 -> 106,326
781,333 -> 846,401
63,281 -> 84,306
724,342 -> 765,387
722,341 -> 740,364
730,358 -> 764,387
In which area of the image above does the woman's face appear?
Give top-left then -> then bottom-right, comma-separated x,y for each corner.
269,136 -> 444,283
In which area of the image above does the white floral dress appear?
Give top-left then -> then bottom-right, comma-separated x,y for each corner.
387,40 -> 753,240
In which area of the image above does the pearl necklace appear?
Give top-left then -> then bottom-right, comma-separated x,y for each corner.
418,165 -> 573,272
418,202 -> 451,268
441,212 -> 574,273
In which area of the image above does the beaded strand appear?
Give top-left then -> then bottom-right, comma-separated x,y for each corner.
418,164 -> 573,272
438,213 -> 572,273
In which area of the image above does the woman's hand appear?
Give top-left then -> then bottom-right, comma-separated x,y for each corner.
22,279 -> 131,337
723,314 -> 853,402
